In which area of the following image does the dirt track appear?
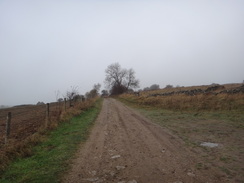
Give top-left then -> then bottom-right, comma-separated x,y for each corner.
63,98 -> 225,183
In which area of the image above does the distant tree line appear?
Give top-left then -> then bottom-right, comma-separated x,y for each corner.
143,84 -> 160,91
143,84 -> 176,91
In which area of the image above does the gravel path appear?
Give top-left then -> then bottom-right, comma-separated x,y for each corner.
63,98 -> 224,183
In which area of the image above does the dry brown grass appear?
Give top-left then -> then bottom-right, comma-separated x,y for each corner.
0,98 -> 98,174
120,84 -> 244,112
119,84 -> 244,182
140,83 -> 242,97
59,98 -> 96,122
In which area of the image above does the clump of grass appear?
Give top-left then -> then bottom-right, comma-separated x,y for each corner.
59,99 -> 96,122
0,131 -> 46,173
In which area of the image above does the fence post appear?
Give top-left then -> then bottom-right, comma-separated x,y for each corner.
5,112 -> 11,144
69,99 -> 72,107
45,103 -> 50,128
64,98 -> 66,112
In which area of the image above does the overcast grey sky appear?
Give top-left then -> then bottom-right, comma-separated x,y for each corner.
0,0 -> 244,105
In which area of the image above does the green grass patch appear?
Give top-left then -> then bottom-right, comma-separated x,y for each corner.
0,99 -> 103,183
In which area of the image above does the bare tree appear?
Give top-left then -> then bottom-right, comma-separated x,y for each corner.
55,90 -> 60,102
93,83 -> 101,94
85,83 -> 101,99
66,86 -> 79,107
125,68 -> 140,90
105,63 -> 126,88
55,90 -> 62,111
101,90 -> 109,97
105,63 -> 139,95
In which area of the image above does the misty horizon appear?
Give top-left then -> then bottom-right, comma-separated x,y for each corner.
1,1 -> 244,106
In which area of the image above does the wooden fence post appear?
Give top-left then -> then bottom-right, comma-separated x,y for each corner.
45,103 -> 50,128
64,98 -> 66,112
69,99 -> 72,107
5,112 -> 11,144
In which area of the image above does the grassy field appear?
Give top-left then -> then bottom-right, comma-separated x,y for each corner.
0,98 -> 102,183
118,84 -> 244,182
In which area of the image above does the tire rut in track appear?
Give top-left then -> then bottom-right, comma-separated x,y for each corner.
63,98 -> 225,183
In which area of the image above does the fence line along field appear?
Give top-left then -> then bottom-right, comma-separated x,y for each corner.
0,102 -> 64,147
0,97 -> 96,173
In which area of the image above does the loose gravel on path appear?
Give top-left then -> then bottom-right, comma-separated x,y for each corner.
63,98 -> 225,183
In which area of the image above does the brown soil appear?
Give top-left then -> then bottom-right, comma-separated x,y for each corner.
63,98 -> 228,183
0,103 -> 62,148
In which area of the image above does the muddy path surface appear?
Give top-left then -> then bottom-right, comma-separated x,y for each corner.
63,98 -> 225,183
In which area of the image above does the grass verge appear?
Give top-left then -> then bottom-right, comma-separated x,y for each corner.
117,96 -> 244,182
0,98 -> 103,183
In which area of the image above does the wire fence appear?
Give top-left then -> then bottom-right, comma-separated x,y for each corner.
0,101 -> 67,147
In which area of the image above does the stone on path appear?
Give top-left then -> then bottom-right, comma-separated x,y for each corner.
111,155 -> 121,159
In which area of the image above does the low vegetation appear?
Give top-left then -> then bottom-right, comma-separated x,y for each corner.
121,84 -> 244,111
0,98 -> 102,182
118,83 -> 244,182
